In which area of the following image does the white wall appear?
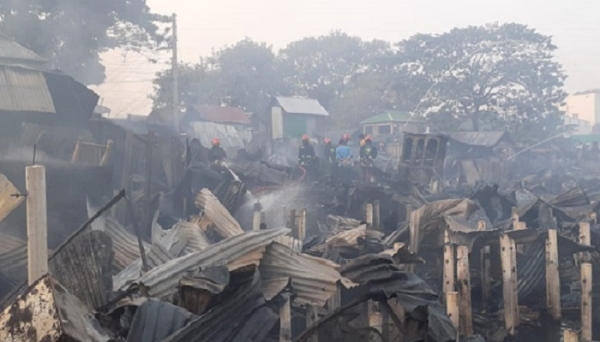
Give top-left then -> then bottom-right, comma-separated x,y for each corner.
563,93 -> 599,126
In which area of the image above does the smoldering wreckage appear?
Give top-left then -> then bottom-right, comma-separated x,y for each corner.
0,39 -> 599,342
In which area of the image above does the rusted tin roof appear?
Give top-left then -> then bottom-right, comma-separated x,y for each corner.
187,105 -> 250,125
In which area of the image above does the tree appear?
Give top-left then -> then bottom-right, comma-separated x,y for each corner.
152,38 -> 282,115
278,31 -> 391,110
394,23 -> 567,135
0,0 -> 169,85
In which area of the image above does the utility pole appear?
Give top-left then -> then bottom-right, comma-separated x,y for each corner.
172,13 -> 179,133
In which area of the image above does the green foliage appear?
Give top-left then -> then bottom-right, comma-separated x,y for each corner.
152,24 -> 567,139
0,0 -> 170,85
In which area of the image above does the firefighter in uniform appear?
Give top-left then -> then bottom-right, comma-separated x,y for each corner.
322,138 -> 336,183
359,135 -> 378,183
209,137 -> 227,164
336,138 -> 353,184
298,134 -> 316,180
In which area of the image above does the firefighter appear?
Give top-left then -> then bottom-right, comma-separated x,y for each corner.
298,134 -> 316,181
336,138 -> 353,184
209,137 -> 227,164
360,135 -> 378,183
323,138 -> 336,162
358,133 -> 366,147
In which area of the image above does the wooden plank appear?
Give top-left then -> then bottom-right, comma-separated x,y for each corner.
500,234 -> 516,335
563,329 -> 579,342
298,208 -> 307,241
545,229 -> 561,320
481,246 -> 491,301
365,203 -> 373,226
373,200 -> 380,228
579,222 -> 591,263
252,202 -> 262,231
280,296 -> 292,342
443,230 -> 455,294
446,291 -> 459,331
26,165 -> 48,285
457,246 -> 473,337
306,305 -> 319,342
581,262 -> 592,342
510,237 -> 519,327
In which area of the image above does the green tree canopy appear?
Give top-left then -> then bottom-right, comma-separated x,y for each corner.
0,0 -> 169,85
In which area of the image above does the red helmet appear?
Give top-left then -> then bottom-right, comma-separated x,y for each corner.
302,134 -> 310,141
342,133 -> 350,141
211,137 -> 220,146
324,138 -> 331,144
365,135 -> 372,141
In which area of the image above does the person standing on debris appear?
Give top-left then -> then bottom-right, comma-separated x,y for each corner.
336,138 -> 353,184
358,133 -> 366,147
209,137 -> 227,164
360,135 -> 378,183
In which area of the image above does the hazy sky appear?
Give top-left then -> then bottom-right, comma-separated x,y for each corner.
92,0 -> 600,116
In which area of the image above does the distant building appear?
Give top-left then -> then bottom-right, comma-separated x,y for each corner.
184,105 -> 251,127
564,115 -> 592,135
270,96 -> 329,139
563,91 -> 600,127
360,110 -> 423,137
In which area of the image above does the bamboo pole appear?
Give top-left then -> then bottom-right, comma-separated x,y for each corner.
26,165 -> 48,285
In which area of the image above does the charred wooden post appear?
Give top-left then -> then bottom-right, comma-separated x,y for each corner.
446,291 -> 459,331
579,222 -> 591,263
408,210 -> 419,273
581,263 -> 593,341
477,220 -> 491,301
99,139 -> 114,166
26,165 -> 48,285
443,230 -> 455,294
545,229 -> 561,320
511,206 -> 519,227
289,209 -> 296,236
500,234 -> 518,335
563,329 -> 579,342
119,130 -> 134,221
280,296 -> 292,342
298,208 -> 307,241
373,200 -> 380,228
365,203 -> 373,226
252,202 -> 262,231
327,283 -> 341,313
306,305 -> 319,342
457,246 -> 473,337
143,131 -> 155,230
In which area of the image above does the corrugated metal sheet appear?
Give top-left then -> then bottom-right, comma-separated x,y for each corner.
275,96 -> 329,116
94,216 -> 150,271
0,232 -> 25,254
126,299 -> 197,342
113,243 -> 175,291
447,131 -> 508,147
274,235 -> 303,252
186,121 -> 249,150
195,188 -> 244,239
0,173 -> 24,225
260,277 -> 289,301
164,268 -> 278,342
259,242 -> 343,306
153,220 -> 210,257
0,66 -> 56,113
49,230 -> 113,310
130,228 -> 290,300
189,105 -> 250,125
0,276 -> 110,342
0,33 -> 46,63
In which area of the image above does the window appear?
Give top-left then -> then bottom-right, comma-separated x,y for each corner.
378,125 -> 391,134
402,138 -> 413,161
415,139 -> 425,163
425,139 -> 439,166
